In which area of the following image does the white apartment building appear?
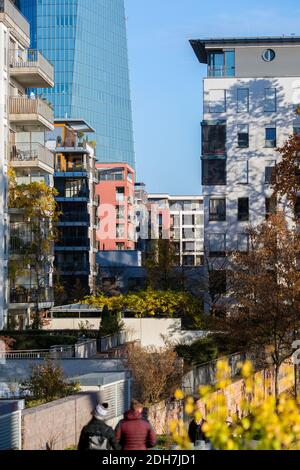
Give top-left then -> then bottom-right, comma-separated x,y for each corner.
146,194 -> 204,267
190,37 -> 300,265
0,0 -> 55,329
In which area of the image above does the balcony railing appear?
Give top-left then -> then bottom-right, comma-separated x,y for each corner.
10,236 -> 33,255
10,286 -> 53,304
10,142 -> 54,169
60,212 -> 90,223
0,0 -> 30,36
9,49 -> 54,86
56,264 -> 90,272
9,97 -> 54,126
55,162 -> 88,173
56,237 -> 90,248
208,66 -> 235,77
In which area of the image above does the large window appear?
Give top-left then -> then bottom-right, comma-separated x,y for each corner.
116,187 -> 125,202
208,50 -> 235,77
202,124 -> 226,155
208,90 -> 226,113
202,159 -> 226,186
64,179 -> 88,198
265,128 -> 277,148
264,88 -> 276,112
208,233 -> 226,257
209,198 -> 226,221
116,205 -> 125,219
265,161 -> 276,184
237,89 -> 249,113
238,198 -> 249,221
266,196 -> 277,219
116,224 -> 125,238
183,242 -> 196,253
237,124 -> 249,148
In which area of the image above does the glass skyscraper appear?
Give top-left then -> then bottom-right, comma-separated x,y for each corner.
18,0 -> 135,167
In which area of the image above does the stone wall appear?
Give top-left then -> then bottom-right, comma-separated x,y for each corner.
21,392 -> 121,450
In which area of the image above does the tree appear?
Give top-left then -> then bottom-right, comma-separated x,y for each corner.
170,359 -> 300,450
272,134 -> 300,215
21,359 -> 79,404
126,344 -> 184,406
217,213 -> 300,399
145,240 -> 181,290
84,289 -> 203,327
9,171 -> 60,329
98,305 -> 124,337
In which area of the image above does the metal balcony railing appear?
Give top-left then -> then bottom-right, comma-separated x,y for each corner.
10,142 -> 54,168
9,97 -> 54,124
9,48 -> 53,80
0,0 -> 30,36
208,66 -> 235,77
60,212 -> 90,223
56,237 -> 90,248
10,286 -> 53,304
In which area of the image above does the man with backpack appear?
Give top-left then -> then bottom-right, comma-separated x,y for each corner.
78,403 -> 121,451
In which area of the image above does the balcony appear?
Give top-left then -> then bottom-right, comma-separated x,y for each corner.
0,0 -> 30,39
9,97 -> 54,130
10,49 -> 54,88
10,142 -> 54,173
56,237 -> 90,248
10,285 -> 53,307
55,263 -> 90,274
59,212 -> 90,224
208,66 -> 235,77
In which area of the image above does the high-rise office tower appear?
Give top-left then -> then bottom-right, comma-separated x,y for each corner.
190,37 -> 300,313
18,0 -> 135,167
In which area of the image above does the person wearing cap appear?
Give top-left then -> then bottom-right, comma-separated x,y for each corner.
78,403 -> 121,451
115,399 -> 156,451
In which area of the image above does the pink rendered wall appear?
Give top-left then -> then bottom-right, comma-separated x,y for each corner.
96,163 -> 135,251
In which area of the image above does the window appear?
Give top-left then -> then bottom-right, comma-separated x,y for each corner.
238,198 -> 249,221
202,123 -> 226,155
234,160 -> 248,184
202,159 -> 226,185
65,179 -> 88,198
264,88 -> 276,112
116,205 -> 125,219
208,233 -> 226,257
116,224 -> 125,239
208,90 -> 226,113
237,124 -> 249,148
237,233 -> 249,252
209,198 -> 226,221
265,128 -> 276,147
183,255 -> 195,266
237,89 -> 249,113
265,161 -> 276,184
116,187 -> 125,202
262,49 -> 276,62
266,196 -> 277,219
208,50 -> 235,77
116,242 -> 125,250
183,242 -> 195,253
171,214 -> 180,227
183,214 -> 198,226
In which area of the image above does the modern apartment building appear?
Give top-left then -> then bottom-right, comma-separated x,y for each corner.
1,0 -> 55,329
190,36 -> 300,309
18,0 -> 136,167
136,192 -> 204,267
96,163 -> 135,251
46,119 -> 98,301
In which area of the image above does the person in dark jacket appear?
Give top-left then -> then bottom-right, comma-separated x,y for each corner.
188,418 -> 208,445
78,403 -> 121,451
115,400 -> 156,451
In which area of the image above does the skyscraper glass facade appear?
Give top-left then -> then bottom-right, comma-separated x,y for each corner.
18,0 -> 135,167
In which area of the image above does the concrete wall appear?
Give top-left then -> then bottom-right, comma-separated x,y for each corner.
46,317 -> 207,348
74,339 -> 97,358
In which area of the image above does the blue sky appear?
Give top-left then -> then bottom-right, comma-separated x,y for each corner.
125,0 -> 300,195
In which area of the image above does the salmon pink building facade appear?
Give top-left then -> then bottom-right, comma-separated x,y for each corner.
96,163 -> 135,251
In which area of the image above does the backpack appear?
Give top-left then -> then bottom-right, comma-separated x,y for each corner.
87,434 -> 108,451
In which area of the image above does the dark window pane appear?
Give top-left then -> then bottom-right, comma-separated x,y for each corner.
209,198 -> 226,221
202,159 -> 226,186
202,124 -> 226,155
238,198 -> 249,221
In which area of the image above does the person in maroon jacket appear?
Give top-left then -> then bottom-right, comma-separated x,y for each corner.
115,400 -> 156,451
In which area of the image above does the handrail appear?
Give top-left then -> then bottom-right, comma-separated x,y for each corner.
9,97 -> 54,124
9,49 -> 54,80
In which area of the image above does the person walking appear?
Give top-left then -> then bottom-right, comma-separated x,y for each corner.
115,400 -> 156,451
188,417 -> 211,449
78,403 -> 121,451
